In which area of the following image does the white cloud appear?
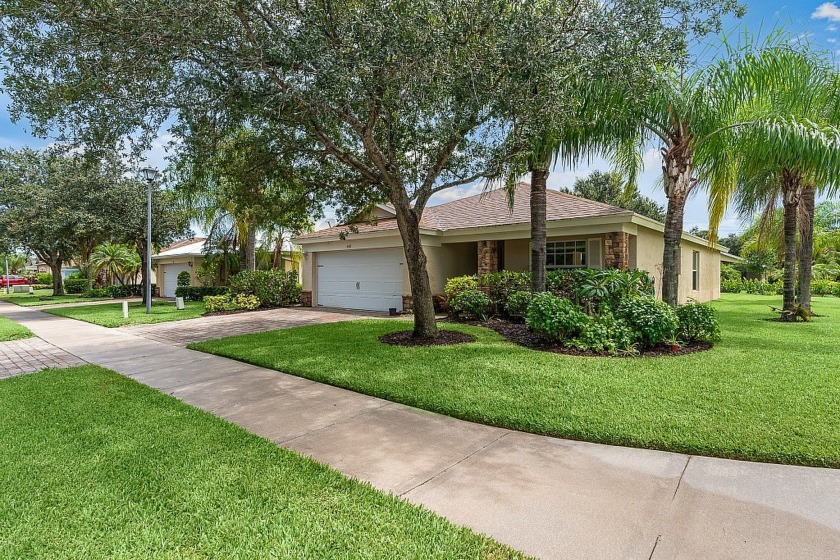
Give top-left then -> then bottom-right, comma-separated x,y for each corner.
828,37 -> 838,43
829,24 -> 838,31
812,2 -> 840,22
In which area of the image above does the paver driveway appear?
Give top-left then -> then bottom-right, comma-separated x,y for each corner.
122,306 -> 383,346
0,336 -> 86,378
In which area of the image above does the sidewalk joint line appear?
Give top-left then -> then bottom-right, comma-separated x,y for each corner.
398,430 -> 511,498
647,534 -> 662,560
672,456 -> 691,500
275,401 -> 395,446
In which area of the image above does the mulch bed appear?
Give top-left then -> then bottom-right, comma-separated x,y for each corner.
460,317 -> 712,358
380,330 -> 476,347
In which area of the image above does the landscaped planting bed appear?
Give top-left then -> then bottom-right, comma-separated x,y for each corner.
0,365 -> 523,559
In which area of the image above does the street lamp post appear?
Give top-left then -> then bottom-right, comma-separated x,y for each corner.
139,166 -> 159,315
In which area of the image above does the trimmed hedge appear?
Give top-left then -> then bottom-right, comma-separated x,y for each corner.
228,270 -> 301,307
64,278 -> 92,294
175,286 -> 228,302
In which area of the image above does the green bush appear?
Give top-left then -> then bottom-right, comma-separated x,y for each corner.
526,292 -> 588,341
82,288 -> 111,298
479,270 -> 530,313
569,312 -> 636,355
743,279 -> 781,296
204,293 -> 261,313
572,268 -> 655,312
615,296 -> 678,348
177,271 -> 192,287
676,301 -> 721,343
64,278 -> 92,294
812,279 -> 839,296
720,264 -> 742,283
721,278 -> 743,293
175,286 -> 228,301
228,270 -> 301,307
834,282 -> 840,298
36,272 -> 53,285
505,290 -> 533,319
444,275 -> 478,301
106,284 -> 156,298
449,289 -> 491,321
30,283 -> 51,290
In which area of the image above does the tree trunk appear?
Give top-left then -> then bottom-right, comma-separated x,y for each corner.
246,226 -> 257,271
781,169 -> 802,313
530,167 -> 548,292
50,261 -> 64,296
798,184 -> 815,312
660,147 -> 693,308
391,193 -> 437,338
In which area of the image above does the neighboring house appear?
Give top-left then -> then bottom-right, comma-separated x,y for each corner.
720,252 -> 743,265
152,237 -> 302,298
25,257 -> 80,280
293,182 -> 729,312
152,238 -> 208,298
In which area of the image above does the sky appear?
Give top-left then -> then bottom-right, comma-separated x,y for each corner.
2,1 -> 840,235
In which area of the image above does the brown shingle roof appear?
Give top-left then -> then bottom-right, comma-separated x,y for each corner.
296,183 -> 630,241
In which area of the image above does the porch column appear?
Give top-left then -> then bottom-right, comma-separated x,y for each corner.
604,232 -> 630,270
477,240 -> 501,278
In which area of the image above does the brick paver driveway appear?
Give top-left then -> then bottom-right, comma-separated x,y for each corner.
0,337 -> 87,378
121,306 -> 383,346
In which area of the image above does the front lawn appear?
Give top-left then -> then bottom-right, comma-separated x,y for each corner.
0,316 -> 33,341
0,366 -> 521,559
0,289 -> 111,307
191,294 -> 840,468
44,300 -> 206,327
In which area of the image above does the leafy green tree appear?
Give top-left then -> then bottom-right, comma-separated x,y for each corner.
0,0 -> 742,336
90,242 -> 137,286
564,171 -> 666,222
0,149 -> 120,294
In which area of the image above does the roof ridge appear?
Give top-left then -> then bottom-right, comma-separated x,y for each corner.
544,188 -> 631,214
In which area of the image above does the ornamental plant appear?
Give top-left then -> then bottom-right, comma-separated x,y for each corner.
526,292 -> 588,341
228,270 -> 301,307
676,301 -> 721,343
615,296 -> 678,347
449,289 -> 491,321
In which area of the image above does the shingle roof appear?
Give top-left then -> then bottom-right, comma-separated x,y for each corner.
295,183 -> 631,241
154,237 -> 207,258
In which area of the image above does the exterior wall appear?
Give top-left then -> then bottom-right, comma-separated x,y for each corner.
153,255 -> 204,290
502,234 -> 607,272
632,227 -> 720,303
603,232 -> 630,269
424,242 -> 477,294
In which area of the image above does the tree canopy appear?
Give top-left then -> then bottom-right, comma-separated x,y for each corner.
564,171 -> 666,222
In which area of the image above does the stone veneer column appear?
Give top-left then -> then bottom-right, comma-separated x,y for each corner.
604,232 -> 630,270
477,240 -> 501,277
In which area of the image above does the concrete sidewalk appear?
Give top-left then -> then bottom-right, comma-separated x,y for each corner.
1,302 -> 838,559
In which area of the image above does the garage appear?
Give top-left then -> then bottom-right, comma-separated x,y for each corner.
316,248 -> 404,312
161,262 -> 191,298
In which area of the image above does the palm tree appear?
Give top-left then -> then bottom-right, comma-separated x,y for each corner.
89,242 -> 136,286
708,46 -> 840,314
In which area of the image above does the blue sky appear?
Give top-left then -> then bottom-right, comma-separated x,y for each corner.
2,1 -> 839,235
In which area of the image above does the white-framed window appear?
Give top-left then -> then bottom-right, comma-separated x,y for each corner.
692,250 -> 700,291
546,240 -> 587,269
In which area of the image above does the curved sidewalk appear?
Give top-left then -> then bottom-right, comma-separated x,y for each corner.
1,302 -> 838,559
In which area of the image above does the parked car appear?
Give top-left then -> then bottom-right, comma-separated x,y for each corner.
0,275 -> 30,286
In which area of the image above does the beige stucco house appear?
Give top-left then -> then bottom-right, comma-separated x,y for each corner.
294,183 -> 728,312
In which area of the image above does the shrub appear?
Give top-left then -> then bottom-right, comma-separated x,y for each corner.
812,279 -> 838,297
479,270 -> 530,313
615,296 -> 678,348
743,279 -> 781,296
720,278 -> 743,293
82,288 -> 111,298
449,289 -> 491,321
64,278 -> 92,294
36,272 -> 53,285
505,290 -> 533,319
569,312 -> 636,355
573,268 -> 654,312
176,271 -> 192,287
175,285 -> 228,301
834,282 -> 840,298
444,275 -> 478,301
720,264 -> 741,283
30,283 -> 51,290
106,284 -> 157,298
228,270 -> 301,307
676,302 -> 721,343
526,292 -> 588,341
204,293 -> 261,313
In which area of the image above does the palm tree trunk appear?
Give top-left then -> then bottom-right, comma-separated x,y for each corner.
246,226 -> 257,271
530,167 -> 549,292
661,147 -> 692,308
391,189 -> 437,338
781,169 -> 802,314
798,184 -> 815,312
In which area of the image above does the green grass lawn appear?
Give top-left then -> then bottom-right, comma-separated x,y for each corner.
0,316 -> 32,341
0,365 -> 522,559
191,294 -> 840,468
0,289 -> 111,307
44,300 -> 206,327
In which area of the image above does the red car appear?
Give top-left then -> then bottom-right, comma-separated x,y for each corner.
0,275 -> 30,287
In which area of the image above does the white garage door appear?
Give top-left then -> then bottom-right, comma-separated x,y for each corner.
316,249 -> 404,312
161,263 -> 191,298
